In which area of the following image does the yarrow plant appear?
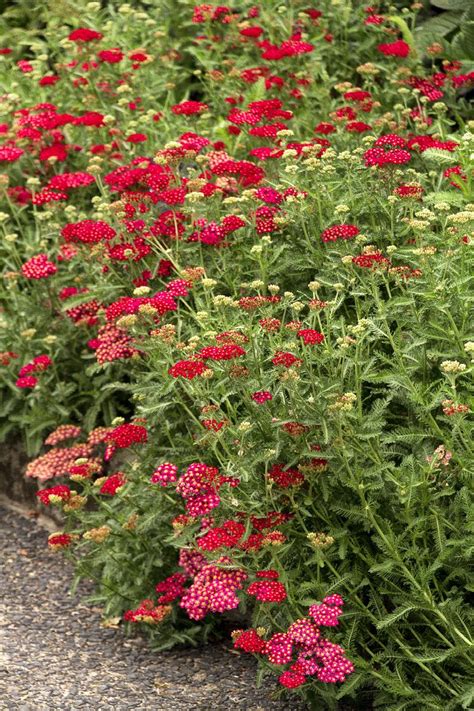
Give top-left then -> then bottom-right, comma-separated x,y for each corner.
1,0 -> 473,707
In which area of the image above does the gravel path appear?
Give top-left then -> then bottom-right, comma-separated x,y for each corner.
0,503 -> 306,711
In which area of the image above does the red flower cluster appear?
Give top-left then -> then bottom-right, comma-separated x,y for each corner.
99,471 -> 126,496
247,578 -> 287,603
171,101 -> 208,116
104,422 -> 147,460
298,329 -> 325,345
268,463 -> 304,488
155,573 -> 188,604
364,147 -> 411,167
69,28 -> 103,43
321,224 -> 360,242
272,351 -> 302,368
352,252 -> 390,269
198,344 -> 246,361
62,219 -> 116,244
89,324 -> 137,364
377,40 -> 410,58
106,422 -> 148,449
16,355 -> 53,389
169,360 -> 209,379
37,484 -> 72,506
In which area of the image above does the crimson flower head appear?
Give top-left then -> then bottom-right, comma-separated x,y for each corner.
352,252 -> 390,269
99,472 -> 126,496
32,355 -> 53,371
16,375 -> 38,389
171,101 -> 208,116
151,462 -> 178,486
272,351 -> 302,368
106,423 -> 148,449
126,133 -> 147,143
169,359 -> 208,379
298,328 -> 324,345
98,48 -> 124,63
61,219 -> 116,244
314,122 -> 336,135
279,669 -> 306,689
377,39 -> 410,58
268,464 -> 304,487
363,147 -> 411,167
233,629 -> 266,653
248,579 -> 287,603
21,254 -> 57,279
155,573 -> 187,604
17,355 -> 52,388
198,344 -> 246,361
39,75 -> 60,87
68,28 -> 103,42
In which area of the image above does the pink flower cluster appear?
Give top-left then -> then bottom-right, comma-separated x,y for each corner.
88,323 -> 137,365
44,424 -> 82,445
150,462 -> 178,485
234,595 -> 353,689
176,462 -> 238,516
178,549 -> 207,577
21,253 -> 57,279
180,559 -> 247,620
25,443 -> 94,481
309,594 -> 345,626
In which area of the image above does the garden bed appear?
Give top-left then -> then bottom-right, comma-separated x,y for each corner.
0,1 -> 473,708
